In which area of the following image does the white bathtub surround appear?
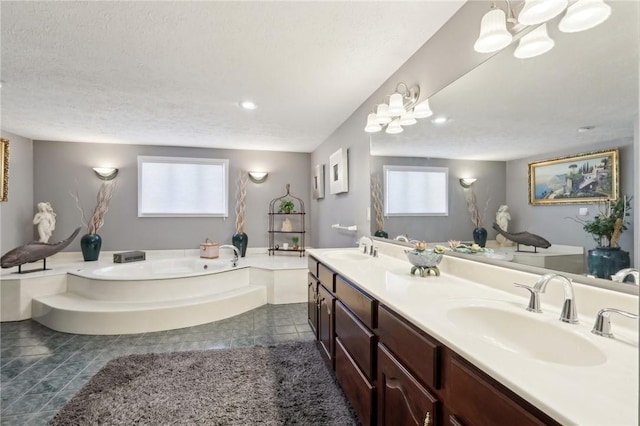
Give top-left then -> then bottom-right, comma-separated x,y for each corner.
1,250 -> 308,334
308,244 -> 638,426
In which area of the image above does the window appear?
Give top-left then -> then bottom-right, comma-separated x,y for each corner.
384,165 -> 448,216
138,156 -> 229,217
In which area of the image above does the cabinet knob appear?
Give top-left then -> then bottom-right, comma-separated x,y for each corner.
423,412 -> 431,426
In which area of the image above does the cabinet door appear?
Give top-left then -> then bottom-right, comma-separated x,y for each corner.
318,284 -> 335,368
307,273 -> 318,338
378,343 -> 440,426
448,356 -> 557,426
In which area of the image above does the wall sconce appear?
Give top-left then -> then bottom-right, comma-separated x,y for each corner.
459,178 -> 477,188
365,82 -> 434,134
248,171 -> 268,184
92,167 -> 118,181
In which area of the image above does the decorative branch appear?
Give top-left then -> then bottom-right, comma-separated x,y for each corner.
371,174 -> 384,231
463,187 -> 489,228
69,181 -> 117,235
235,170 -> 248,233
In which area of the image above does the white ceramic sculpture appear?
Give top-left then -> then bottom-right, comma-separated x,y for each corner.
33,201 -> 57,243
281,218 -> 293,232
495,205 -> 513,246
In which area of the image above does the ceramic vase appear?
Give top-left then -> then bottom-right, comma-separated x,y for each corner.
80,233 -> 102,261
232,231 -> 248,258
587,247 -> 630,279
472,227 -> 487,248
374,230 -> 389,239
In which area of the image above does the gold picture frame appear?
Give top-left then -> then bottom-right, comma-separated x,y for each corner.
0,139 -> 8,202
528,148 -> 619,205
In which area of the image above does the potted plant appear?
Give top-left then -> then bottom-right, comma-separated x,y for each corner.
279,199 -> 295,213
577,196 -> 632,279
291,236 -> 299,250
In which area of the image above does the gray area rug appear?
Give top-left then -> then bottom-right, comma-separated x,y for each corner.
49,341 -> 359,425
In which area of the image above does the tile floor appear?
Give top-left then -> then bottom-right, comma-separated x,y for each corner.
0,303 -> 313,425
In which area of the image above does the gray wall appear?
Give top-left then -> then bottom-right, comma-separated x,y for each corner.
370,156 -> 506,242
310,1 -> 504,248
33,141 -> 310,251
0,131 -> 34,254
506,138 -> 635,261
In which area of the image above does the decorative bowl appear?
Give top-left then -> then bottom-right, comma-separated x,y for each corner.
404,249 -> 443,268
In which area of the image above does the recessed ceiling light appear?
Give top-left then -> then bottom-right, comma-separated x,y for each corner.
578,126 -> 595,133
240,101 -> 257,110
431,116 -> 449,125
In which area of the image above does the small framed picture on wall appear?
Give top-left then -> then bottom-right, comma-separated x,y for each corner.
312,164 -> 325,199
329,148 -> 348,194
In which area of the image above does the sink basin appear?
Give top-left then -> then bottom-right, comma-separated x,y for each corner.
446,304 -> 607,366
323,250 -> 371,261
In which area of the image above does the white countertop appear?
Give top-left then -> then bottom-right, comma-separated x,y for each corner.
308,247 -> 639,426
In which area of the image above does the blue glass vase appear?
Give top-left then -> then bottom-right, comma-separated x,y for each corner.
587,247 -> 630,279
232,232 -> 248,258
80,233 -> 102,261
472,227 -> 487,248
374,230 -> 388,238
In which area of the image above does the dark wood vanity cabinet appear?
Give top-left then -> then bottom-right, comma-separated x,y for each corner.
307,273 -> 318,337
308,259 -> 560,426
378,343 -> 440,426
447,356 -> 558,426
307,257 -> 320,337
317,283 -> 335,367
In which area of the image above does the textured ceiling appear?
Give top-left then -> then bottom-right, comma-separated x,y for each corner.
370,1 -> 639,161
0,1 -> 465,152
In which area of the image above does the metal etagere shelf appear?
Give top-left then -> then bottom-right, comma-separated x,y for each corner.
268,184 -> 305,257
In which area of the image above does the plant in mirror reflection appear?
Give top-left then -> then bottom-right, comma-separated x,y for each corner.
371,174 -> 384,232
571,196 -> 632,248
463,186 -> 489,229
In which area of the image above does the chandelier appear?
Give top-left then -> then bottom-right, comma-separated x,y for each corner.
365,83 -> 433,134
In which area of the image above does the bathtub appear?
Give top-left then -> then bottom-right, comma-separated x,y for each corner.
67,257 -> 247,303
75,257 -> 232,281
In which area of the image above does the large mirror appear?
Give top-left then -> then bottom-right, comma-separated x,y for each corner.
370,1 -> 638,293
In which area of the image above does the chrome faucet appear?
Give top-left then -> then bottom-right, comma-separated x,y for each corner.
611,268 -> 639,285
359,236 -> 373,255
591,308 -> 639,338
219,245 -> 239,267
514,273 -> 579,324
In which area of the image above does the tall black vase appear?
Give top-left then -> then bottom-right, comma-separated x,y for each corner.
80,233 -> 102,261
587,247 -> 630,279
472,227 -> 487,248
232,231 -> 248,258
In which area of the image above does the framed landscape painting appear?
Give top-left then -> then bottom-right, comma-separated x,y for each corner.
528,149 -> 619,205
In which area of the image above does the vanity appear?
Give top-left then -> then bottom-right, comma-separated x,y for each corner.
307,242 -> 638,426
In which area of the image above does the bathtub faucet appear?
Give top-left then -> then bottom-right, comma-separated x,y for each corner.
219,245 -> 240,267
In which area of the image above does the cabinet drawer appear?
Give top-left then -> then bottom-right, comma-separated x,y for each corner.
335,300 -> 376,381
377,343 -> 440,426
377,305 -> 441,390
308,256 -> 319,278
318,263 -> 336,292
449,356 -> 557,426
335,337 -> 375,426
335,275 -> 377,329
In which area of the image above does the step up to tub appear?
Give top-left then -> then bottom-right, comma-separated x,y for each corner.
32,285 -> 266,335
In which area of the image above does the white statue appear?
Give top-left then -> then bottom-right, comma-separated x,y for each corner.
33,202 -> 57,243
495,205 -> 513,247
